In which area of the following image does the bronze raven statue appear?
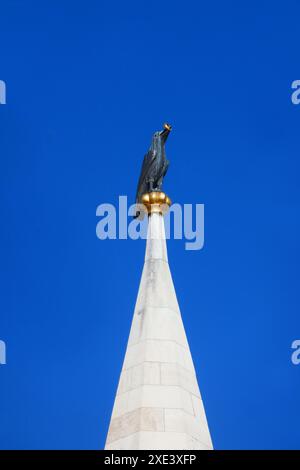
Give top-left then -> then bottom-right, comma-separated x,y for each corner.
135,123 -> 171,216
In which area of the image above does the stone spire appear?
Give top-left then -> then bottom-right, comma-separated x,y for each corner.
105,193 -> 213,450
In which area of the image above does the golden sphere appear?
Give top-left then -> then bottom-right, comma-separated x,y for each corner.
140,191 -> 172,216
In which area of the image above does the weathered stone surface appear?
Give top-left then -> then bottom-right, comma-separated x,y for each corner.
106,408 -> 164,444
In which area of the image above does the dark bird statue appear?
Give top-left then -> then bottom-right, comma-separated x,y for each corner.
135,123 -> 171,217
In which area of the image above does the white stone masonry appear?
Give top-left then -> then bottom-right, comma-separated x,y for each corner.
105,212 -> 213,450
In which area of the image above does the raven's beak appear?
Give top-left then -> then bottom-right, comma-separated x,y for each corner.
160,123 -> 172,141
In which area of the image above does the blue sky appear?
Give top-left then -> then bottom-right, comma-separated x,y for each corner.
0,0 -> 300,449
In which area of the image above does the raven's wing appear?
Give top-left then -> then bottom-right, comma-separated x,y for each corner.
135,149 -> 156,203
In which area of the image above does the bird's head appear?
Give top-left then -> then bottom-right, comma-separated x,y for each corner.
151,123 -> 172,149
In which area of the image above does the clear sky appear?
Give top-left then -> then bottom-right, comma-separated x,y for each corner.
0,0 -> 300,450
